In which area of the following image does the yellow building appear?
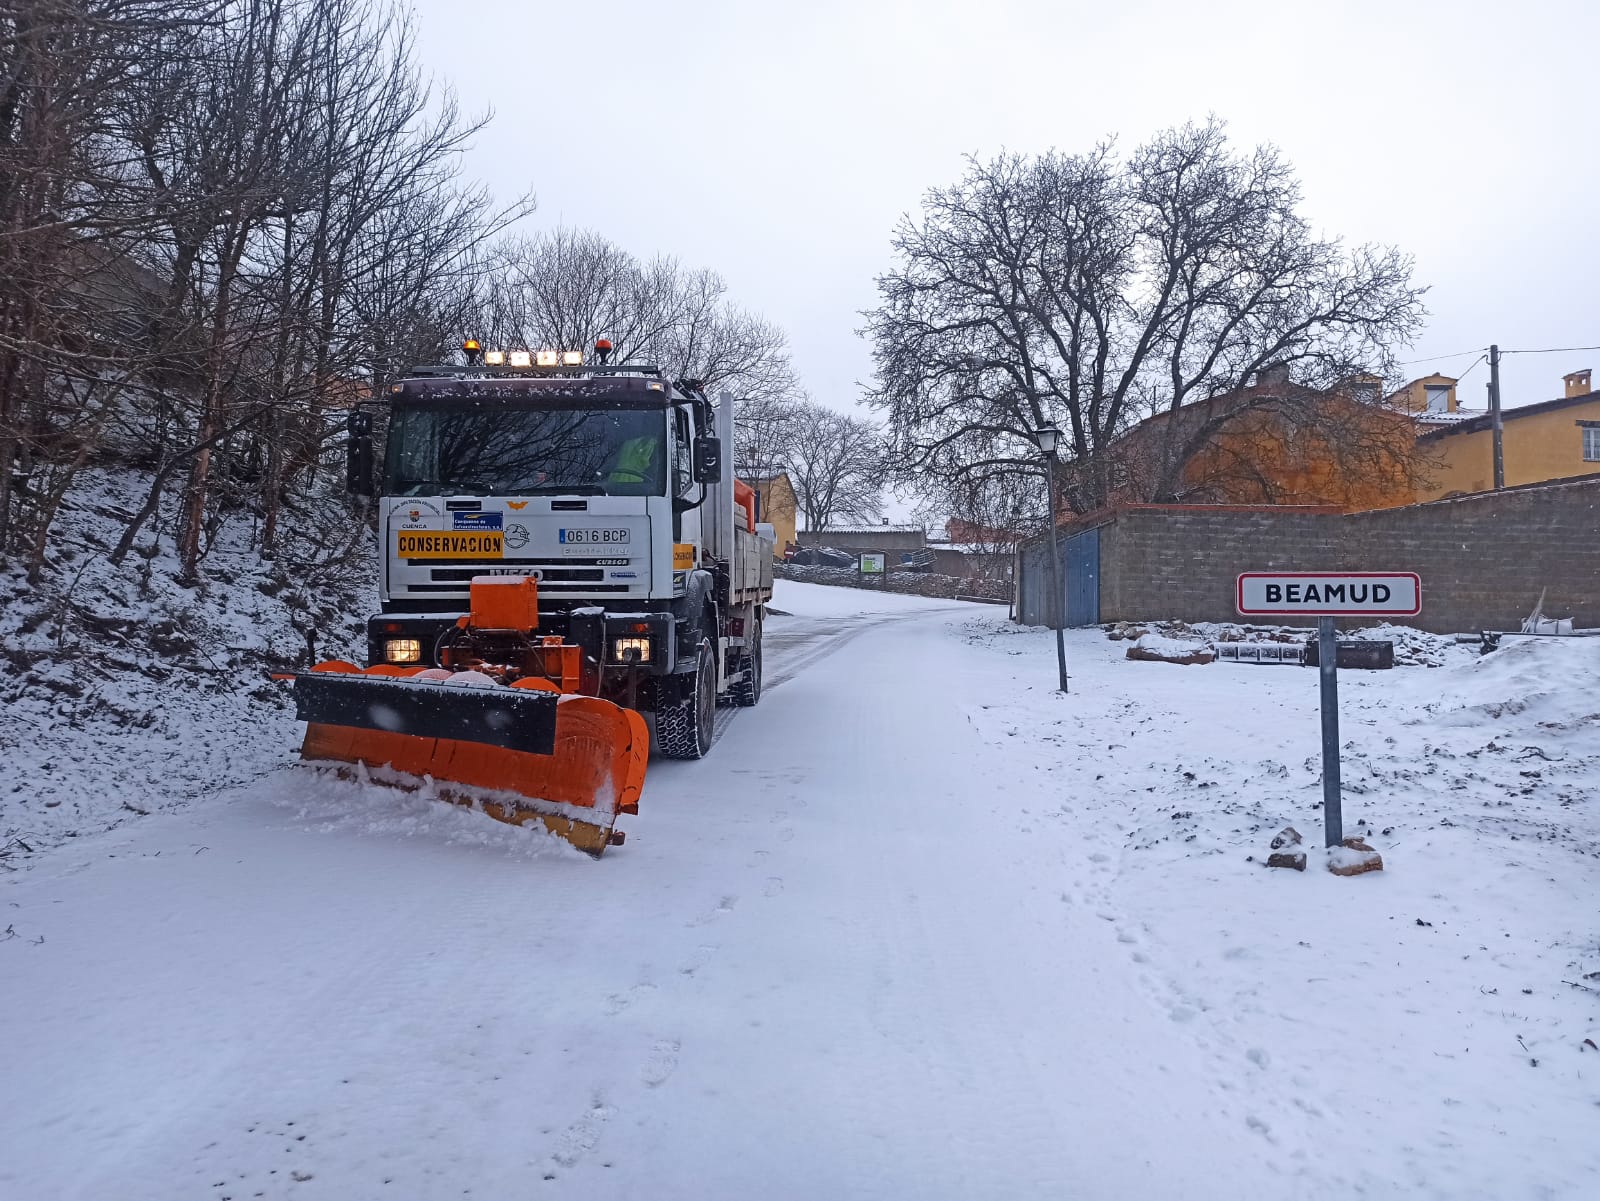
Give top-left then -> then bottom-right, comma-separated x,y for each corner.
1415,369 -> 1600,499
745,472 -> 798,559
1388,372 -> 1461,420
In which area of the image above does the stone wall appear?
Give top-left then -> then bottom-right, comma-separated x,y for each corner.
1027,477 -> 1600,633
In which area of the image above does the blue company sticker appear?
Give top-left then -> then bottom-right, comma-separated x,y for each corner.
608,570 -> 639,579
452,511 -> 503,531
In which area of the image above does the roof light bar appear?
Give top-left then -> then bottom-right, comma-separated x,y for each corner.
535,349 -> 560,367
508,350 -> 532,368
483,350 -> 506,366
561,350 -> 584,366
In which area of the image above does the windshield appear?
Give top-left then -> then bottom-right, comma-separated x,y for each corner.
384,404 -> 667,497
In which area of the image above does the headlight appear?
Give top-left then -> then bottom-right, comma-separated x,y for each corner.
535,349 -> 560,367
385,638 -> 423,664
483,350 -> 506,366
611,636 -> 651,664
508,350 -> 532,368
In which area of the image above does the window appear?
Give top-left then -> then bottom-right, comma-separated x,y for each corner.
384,404 -> 666,496
672,409 -> 695,496
1425,385 -> 1451,413
1583,425 -> 1600,462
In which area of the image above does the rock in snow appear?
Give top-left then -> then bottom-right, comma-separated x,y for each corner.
1266,825 -> 1307,870
1126,633 -> 1216,665
1327,836 -> 1385,877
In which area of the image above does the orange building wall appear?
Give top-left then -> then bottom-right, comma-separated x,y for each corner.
1179,401 -> 1422,512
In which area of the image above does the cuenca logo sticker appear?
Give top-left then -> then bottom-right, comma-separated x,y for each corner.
397,498 -> 441,529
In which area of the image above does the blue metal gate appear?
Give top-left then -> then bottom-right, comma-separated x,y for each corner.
1018,526 -> 1100,627
1063,527 -> 1100,627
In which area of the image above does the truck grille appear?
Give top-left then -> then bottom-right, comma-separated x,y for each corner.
402,582 -> 632,594
402,555 -> 611,567
428,567 -> 604,583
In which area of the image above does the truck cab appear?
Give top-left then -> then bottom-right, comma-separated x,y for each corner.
347,345 -> 774,758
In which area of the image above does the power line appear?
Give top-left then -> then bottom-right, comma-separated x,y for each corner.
1397,347 -> 1485,366
1454,353 -> 1487,383
1500,344 -> 1600,355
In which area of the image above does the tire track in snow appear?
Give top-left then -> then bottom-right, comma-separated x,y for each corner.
709,605 -> 965,751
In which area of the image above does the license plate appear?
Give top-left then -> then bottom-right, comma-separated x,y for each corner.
396,530 -> 504,559
559,528 -> 629,544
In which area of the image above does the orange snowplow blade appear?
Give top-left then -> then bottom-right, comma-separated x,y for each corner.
292,663 -> 648,856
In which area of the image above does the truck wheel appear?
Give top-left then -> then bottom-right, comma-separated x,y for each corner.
656,638 -> 716,759
730,620 -> 762,707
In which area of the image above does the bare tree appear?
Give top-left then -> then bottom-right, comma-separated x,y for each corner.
479,227 -> 797,399
864,119 -> 1427,515
1,0 -> 532,584
107,0 -> 527,575
0,0 -> 216,568
785,401 -> 883,533
731,389 -> 799,481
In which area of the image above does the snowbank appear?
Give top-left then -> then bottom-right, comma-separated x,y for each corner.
1,467 -> 373,863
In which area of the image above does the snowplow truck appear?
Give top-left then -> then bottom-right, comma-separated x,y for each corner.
290,342 -> 775,855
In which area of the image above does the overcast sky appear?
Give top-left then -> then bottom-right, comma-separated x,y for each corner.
412,0 -> 1598,417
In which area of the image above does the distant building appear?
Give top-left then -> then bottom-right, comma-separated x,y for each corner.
796,525 -> 926,562
927,517 -> 1022,580
1388,372 -> 1467,429
742,471 -> 797,559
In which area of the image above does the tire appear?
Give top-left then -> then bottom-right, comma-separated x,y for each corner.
730,620 -> 762,707
656,638 -> 716,759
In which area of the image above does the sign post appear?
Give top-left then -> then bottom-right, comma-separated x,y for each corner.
1237,572 -> 1421,848
1317,616 -> 1342,845
859,553 -> 886,587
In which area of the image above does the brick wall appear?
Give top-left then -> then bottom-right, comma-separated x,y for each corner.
1039,477 -> 1600,633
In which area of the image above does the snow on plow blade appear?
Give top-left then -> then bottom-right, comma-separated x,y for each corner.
291,662 -> 648,856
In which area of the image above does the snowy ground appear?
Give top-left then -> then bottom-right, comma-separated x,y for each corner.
0,468 -> 371,860
3,580 -> 1597,1199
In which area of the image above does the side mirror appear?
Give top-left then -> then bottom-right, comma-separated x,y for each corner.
346,410 -> 374,498
693,434 -> 723,483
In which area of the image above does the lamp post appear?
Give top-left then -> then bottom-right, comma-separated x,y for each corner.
1031,427 -> 1069,693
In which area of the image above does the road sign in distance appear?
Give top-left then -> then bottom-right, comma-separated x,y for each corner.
1237,572 -> 1420,617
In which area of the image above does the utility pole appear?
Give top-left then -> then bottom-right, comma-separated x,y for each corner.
1488,343 -> 1505,490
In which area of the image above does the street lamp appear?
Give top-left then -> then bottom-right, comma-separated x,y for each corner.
1031,427 -> 1069,693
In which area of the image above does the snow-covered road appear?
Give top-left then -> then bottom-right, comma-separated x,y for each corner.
4,583 -> 1597,1200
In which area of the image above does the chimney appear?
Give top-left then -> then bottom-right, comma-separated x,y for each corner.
1256,363 -> 1291,390
1564,368 -> 1592,399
